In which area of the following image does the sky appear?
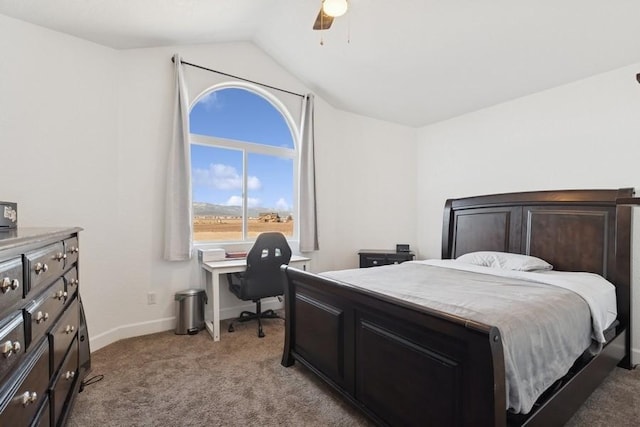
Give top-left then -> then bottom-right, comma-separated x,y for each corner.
190,88 -> 294,212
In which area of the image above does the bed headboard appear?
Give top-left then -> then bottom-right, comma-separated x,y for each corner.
442,188 -> 634,342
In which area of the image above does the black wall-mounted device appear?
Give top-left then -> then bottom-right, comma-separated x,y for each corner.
0,201 -> 17,229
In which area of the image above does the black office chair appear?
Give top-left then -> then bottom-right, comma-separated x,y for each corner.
227,232 -> 292,338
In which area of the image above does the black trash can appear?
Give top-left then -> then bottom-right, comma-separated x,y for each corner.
175,289 -> 207,335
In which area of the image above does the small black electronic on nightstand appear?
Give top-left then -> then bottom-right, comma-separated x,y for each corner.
0,201 -> 17,229
396,244 -> 410,253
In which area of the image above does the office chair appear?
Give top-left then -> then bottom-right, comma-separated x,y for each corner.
227,232 -> 292,338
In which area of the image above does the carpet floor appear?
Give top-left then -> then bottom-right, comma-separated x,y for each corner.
67,316 -> 639,426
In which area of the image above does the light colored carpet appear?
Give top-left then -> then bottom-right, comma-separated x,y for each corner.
67,317 -> 372,427
67,316 -> 639,426
565,365 -> 640,426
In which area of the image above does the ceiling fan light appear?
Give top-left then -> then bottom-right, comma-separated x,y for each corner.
322,0 -> 348,18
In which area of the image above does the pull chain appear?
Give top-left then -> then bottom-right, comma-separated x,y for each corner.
320,0 -> 324,45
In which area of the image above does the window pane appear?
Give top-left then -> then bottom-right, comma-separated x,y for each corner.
191,144 -> 243,242
190,88 -> 294,149
247,153 -> 294,238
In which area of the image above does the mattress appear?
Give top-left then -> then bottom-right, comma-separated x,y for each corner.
321,260 -> 617,414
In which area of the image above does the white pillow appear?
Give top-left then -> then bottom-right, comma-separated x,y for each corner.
456,251 -> 553,271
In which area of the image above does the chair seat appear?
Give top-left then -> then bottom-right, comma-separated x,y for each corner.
228,280 -> 242,298
227,273 -> 283,301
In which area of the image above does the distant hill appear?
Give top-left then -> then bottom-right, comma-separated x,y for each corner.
193,202 -> 292,219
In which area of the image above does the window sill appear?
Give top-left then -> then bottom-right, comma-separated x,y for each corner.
194,240 -> 300,254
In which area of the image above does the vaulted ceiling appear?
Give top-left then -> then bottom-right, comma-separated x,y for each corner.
2,0 -> 640,127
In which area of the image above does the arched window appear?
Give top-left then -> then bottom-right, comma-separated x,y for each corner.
189,85 -> 298,242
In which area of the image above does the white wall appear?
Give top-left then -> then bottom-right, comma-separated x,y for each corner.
312,103 -> 418,271
0,14 -> 417,350
0,14 -> 122,349
415,63 -> 640,362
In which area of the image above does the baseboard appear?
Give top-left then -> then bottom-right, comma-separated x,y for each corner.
89,299 -> 285,352
90,316 -> 177,352
632,347 -> 640,367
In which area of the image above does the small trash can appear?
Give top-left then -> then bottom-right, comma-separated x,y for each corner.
175,289 -> 207,335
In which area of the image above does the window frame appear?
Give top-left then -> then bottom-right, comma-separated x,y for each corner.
189,83 -> 300,245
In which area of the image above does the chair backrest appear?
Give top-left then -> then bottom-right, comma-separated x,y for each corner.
242,232 -> 292,299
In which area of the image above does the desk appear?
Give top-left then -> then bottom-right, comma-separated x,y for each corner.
200,255 -> 310,341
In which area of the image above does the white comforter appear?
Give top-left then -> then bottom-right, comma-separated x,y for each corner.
320,260 -> 617,414
421,260 -> 617,343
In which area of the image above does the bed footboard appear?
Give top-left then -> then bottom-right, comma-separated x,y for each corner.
281,266 -> 507,427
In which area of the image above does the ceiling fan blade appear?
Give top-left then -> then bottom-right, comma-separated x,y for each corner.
313,9 -> 334,30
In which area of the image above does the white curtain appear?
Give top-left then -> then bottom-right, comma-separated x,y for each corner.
299,94 -> 319,252
164,54 -> 193,261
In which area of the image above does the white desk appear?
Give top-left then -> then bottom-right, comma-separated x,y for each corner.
200,255 -> 310,341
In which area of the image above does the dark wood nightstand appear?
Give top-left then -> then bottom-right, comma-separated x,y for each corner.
358,249 -> 415,268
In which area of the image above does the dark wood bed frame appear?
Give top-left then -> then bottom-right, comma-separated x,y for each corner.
281,188 -> 635,427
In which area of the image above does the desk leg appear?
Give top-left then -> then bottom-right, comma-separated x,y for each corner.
202,269 -> 220,342
212,272 -> 220,341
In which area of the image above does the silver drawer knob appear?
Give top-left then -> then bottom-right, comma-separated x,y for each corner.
34,262 -> 48,274
64,325 -> 76,334
372,260 -> 378,265
64,371 -> 75,381
1,277 -> 19,293
55,290 -> 68,300
19,391 -> 37,407
55,252 -> 67,261
68,278 -> 79,287
35,311 -> 49,324
68,246 -> 79,254
1,340 -> 21,358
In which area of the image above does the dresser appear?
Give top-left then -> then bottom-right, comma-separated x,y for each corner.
358,249 -> 415,268
0,228 -> 89,426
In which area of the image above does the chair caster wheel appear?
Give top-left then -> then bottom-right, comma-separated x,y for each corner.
228,325 -> 235,333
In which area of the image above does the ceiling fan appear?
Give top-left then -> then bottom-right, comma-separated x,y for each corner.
313,0 -> 349,30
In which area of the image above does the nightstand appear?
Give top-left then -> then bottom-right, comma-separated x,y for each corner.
358,249 -> 415,268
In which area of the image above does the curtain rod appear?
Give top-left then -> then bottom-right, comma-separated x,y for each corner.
172,56 -> 305,99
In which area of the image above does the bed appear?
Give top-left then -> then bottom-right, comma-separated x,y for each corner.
280,188 -> 635,426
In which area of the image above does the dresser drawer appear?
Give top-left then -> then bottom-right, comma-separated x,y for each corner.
63,237 -> 79,268
50,337 -> 78,424
0,312 -> 25,382
386,254 -> 412,264
362,256 -> 386,267
0,339 -> 49,427
25,279 -> 67,350
358,250 -> 415,268
63,267 -> 79,301
25,242 -> 65,296
0,257 -> 23,315
49,298 -> 79,376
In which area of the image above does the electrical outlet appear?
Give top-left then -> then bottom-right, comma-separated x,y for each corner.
147,292 -> 157,305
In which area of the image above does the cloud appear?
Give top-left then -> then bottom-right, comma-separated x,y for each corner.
225,195 -> 242,206
192,163 -> 262,191
275,198 -> 289,211
247,176 -> 261,190
198,91 -> 222,111
225,195 -> 260,208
